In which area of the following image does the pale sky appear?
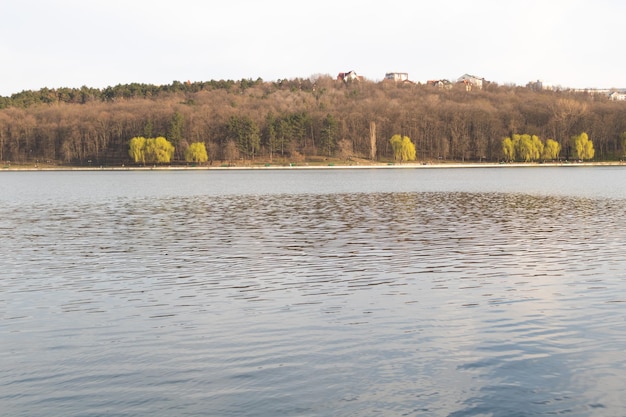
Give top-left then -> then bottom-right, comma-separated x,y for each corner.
1,0 -> 624,96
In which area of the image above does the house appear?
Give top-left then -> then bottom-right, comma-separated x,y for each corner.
385,72 -> 409,82
457,74 -> 484,90
337,71 -> 361,82
527,80 -> 554,91
427,79 -> 453,89
609,91 -> 626,101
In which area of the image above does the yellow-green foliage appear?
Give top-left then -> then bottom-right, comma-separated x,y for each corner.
185,142 -> 209,163
128,136 -> 146,164
502,134 -> 560,162
531,135 -> 544,161
128,136 -> 175,164
571,132 -> 595,160
543,139 -> 561,160
390,134 -> 416,162
502,137 -> 515,161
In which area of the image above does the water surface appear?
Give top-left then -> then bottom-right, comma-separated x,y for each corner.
2,167 -> 626,416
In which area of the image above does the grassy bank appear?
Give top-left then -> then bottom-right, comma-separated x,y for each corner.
2,158 -> 624,171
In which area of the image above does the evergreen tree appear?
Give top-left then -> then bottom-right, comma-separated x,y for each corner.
320,114 -> 338,157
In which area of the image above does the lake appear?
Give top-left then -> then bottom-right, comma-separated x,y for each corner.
2,166 -> 626,416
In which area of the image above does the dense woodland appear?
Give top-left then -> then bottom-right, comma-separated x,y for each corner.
1,76 -> 625,166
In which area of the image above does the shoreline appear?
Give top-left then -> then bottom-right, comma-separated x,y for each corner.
2,161 -> 625,172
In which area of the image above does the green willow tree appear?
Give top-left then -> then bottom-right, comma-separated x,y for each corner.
531,135 -> 544,161
128,136 -> 146,164
571,132 -> 595,161
516,135 -> 533,162
516,134 -> 540,162
543,139 -> 561,161
128,136 -> 175,164
502,134 -> 545,162
502,136 -> 515,161
390,134 -> 416,162
185,142 -> 208,163
145,137 -> 175,164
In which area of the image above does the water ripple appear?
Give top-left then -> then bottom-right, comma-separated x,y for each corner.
3,174 -> 626,416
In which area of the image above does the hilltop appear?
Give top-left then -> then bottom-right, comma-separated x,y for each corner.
0,75 -> 625,167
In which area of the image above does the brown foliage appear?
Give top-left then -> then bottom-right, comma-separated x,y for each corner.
1,78 -> 625,165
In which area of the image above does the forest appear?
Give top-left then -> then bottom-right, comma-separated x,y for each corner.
1,75 -> 625,166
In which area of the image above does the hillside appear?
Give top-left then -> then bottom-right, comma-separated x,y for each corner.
1,76 -> 625,166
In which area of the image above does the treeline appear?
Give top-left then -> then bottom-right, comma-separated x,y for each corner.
1,76 -> 625,165
0,79 -> 265,109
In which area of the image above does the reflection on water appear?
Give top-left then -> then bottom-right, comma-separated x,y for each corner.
2,170 -> 626,416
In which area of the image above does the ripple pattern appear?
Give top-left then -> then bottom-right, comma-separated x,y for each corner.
2,178 -> 626,416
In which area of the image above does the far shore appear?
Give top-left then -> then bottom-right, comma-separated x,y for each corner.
2,160 -> 625,172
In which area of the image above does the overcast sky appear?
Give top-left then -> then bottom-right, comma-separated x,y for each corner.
1,0 -> 624,96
